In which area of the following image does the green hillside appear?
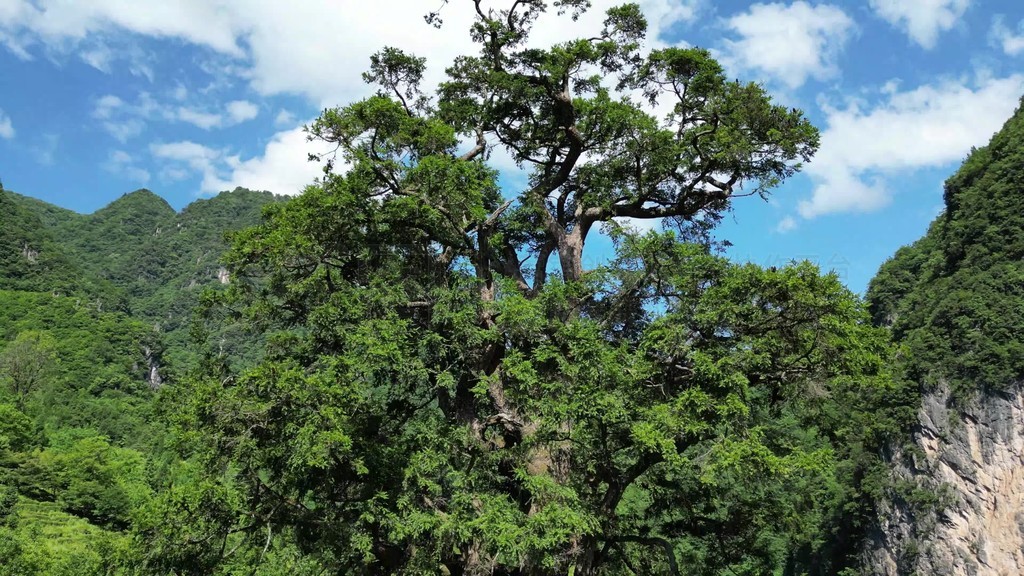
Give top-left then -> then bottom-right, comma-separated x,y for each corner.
5,186 -> 279,366
5,192 -> 81,229
0,190 -> 108,299
0,183 -> 279,574
868,98 -> 1024,398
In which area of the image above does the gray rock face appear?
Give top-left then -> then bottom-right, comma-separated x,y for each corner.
865,383 -> 1024,575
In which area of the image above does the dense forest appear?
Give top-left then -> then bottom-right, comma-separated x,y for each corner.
0,186 -> 278,574
1,2 -> 1022,575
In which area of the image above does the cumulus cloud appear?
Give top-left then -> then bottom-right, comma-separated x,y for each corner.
177,100 -> 258,129
151,140 -> 221,169
0,0 -> 243,58
0,109 -> 14,139
776,215 -> 798,233
92,92 -> 161,141
80,45 -> 113,72
104,150 -> 150,183
991,16 -> 1024,56
176,107 -> 223,130
795,73 -> 1024,219
274,109 -> 297,127
720,2 -> 855,89
869,0 -> 969,49
150,140 -> 227,193
3,0 -> 708,199
93,94 -> 125,119
0,0 -> 701,107
226,100 -> 259,124
208,126 -> 324,195
150,124 -> 330,196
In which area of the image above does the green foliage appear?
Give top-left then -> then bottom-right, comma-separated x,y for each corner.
0,404 -> 34,453
0,291 -> 163,443
0,189 -> 112,301
0,178 -> 286,573
867,98 -> 1024,398
0,499 -> 134,576
18,433 -> 153,529
148,5 -> 906,574
39,187 -> 279,365
0,331 -> 58,407
5,5 -> 1015,575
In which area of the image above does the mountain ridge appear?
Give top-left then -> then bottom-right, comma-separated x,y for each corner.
1,185 -> 281,367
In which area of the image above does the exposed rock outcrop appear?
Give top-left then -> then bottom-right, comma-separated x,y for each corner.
866,384 -> 1024,576
142,345 -> 163,389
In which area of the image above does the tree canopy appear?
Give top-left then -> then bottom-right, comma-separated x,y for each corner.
156,3 -> 899,575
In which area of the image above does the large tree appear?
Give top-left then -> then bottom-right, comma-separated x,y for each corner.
159,2 -> 894,574
0,331 -> 57,409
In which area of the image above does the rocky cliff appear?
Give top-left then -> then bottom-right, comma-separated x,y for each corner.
864,99 -> 1024,575
866,383 -> 1024,575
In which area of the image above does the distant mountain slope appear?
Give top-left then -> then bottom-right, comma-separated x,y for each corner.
119,188 -> 278,325
3,186 -> 280,366
5,191 -> 81,229
51,189 -> 177,294
0,187 -> 111,300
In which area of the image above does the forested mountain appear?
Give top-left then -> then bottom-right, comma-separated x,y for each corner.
0,2 -> 1022,574
0,185 -> 277,574
868,102 -> 1024,398
0,190 -> 110,299
4,187 -> 278,365
863,100 -> 1024,575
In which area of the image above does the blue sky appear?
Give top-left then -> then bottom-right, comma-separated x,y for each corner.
1,0 -> 1023,293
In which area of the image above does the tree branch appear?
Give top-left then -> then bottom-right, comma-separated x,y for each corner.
615,535 -> 681,576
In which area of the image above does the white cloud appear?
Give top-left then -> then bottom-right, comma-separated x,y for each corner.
150,124 -> 329,196
151,140 -> 222,169
92,92 -> 162,141
274,109 -> 297,127
0,0 -> 35,59
177,101 -> 258,129
0,109 -> 14,139
720,2 -> 855,89
795,73 -> 1024,219
93,94 -> 124,119
869,0 -> 969,49
151,140 -> 226,193
80,45 -> 112,72
776,215 -> 798,233
159,166 -> 192,182
209,126 -> 324,195
991,16 -> 1024,56
103,118 -> 146,142
0,0 -> 243,57
0,0 -> 701,107
94,93 -> 261,136
5,0 -> 707,199
104,149 -> 150,183
797,172 -> 889,219
226,100 -> 259,124
176,107 -> 223,129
